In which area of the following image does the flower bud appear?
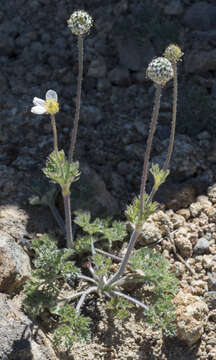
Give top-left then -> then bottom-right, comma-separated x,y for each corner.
146,57 -> 173,86
163,44 -> 184,63
67,10 -> 93,36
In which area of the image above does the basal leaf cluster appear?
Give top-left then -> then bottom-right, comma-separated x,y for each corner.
53,306 -> 91,349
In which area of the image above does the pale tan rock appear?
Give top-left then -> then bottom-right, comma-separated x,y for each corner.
174,227 -> 193,258
174,290 -> 208,346
190,202 -> 202,217
197,195 -> 212,206
198,212 -> 209,227
0,231 -> 31,294
208,184 -> 216,203
202,255 -> 213,270
176,208 -> 190,220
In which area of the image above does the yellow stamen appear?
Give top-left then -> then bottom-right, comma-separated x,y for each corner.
45,99 -> 59,115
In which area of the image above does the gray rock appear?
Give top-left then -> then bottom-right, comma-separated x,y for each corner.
194,237 -> 210,255
124,143 -> 144,161
87,58 -> 107,78
183,2 -> 216,31
0,37 -> 15,56
108,66 -> 131,86
0,231 -> 31,294
208,275 -> 216,291
97,78 -> 111,91
115,36 -> 155,71
80,105 -> 103,125
0,165 -> 17,196
110,171 -> 126,193
152,134 -> 204,178
12,155 -> 37,170
117,161 -> 131,176
164,0 -> 184,16
134,118 -> 148,137
70,163 -> 120,218
132,71 -> 146,84
0,294 -> 57,360
185,50 -> 216,73
204,291 -> 216,309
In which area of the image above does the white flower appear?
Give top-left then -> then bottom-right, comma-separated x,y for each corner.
31,90 -> 59,115
67,10 -> 93,36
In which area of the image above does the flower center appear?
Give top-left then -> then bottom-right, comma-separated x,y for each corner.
45,99 -> 59,115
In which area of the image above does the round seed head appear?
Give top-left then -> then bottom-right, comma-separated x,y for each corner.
146,57 -> 174,86
163,44 -> 184,63
67,10 -> 93,36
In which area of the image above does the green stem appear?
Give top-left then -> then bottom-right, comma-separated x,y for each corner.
76,286 -> 98,313
106,229 -> 140,287
110,289 -> 149,311
68,36 -> 84,162
50,114 -> 58,155
63,193 -> 73,248
139,85 -> 162,215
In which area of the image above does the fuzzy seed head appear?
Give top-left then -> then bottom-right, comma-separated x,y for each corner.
67,10 -> 93,36
45,99 -> 59,115
163,44 -> 184,63
146,57 -> 174,86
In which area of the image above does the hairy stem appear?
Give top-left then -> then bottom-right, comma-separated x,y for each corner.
139,85 -> 161,214
57,290 -> 88,303
95,248 -> 123,262
68,36 -> 84,162
76,286 -> 98,313
50,114 -> 58,155
63,193 -> 73,248
163,62 -> 177,172
111,289 -> 149,311
77,274 -> 97,284
106,229 -> 140,287
147,63 -> 178,204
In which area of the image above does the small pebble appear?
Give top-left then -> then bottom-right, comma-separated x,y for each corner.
208,275 -> 216,291
194,237 -> 210,255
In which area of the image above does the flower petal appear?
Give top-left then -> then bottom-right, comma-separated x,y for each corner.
33,97 -> 45,106
31,105 -> 46,114
46,89 -> 58,101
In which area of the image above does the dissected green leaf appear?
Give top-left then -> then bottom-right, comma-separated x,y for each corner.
74,210 -> 104,235
125,195 -> 158,229
43,150 -> 80,194
149,164 -> 169,191
93,253 -> 112,278
74,210 -> 127,250
53,305 -> 91,349
130,248 -> 178,334
106,297 -> 133,321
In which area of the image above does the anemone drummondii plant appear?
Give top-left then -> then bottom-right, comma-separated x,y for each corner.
28,23 -> 183,345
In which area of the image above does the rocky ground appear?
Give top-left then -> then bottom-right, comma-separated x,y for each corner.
1,0 -> 216,359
